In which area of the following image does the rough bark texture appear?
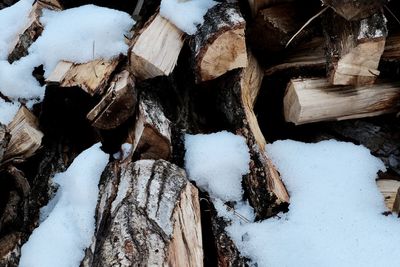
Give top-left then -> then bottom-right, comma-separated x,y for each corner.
82,159 -> 203,267
191,3 -> 247,83
322,0 -> 387,21
323,11 -> 387,85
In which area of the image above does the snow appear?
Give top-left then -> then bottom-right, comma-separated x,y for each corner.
19,143 -> 109,267
0,0 -> 33,60
184,131 -> 250,201
0,4 -> 134,101
221,140 -> 400,267
0,98 -> 19,125
160,0 -> 216,35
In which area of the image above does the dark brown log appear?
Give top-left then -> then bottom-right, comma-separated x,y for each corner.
87,70 -> 137,130
324,12 -> 387,86
129,13 -> 185,80
321,0 -> 387,21
0,124 -> 10,164
215,53 -> 289,219
82,159 -> 203,267
191,3 -> 247,83
126,93 -> 172,160
247,0 -> 295,17
284,78 -> 400,125
8,0 -> 61,63
248,2 -> 318,56
45,57 -> 122,96
3,107 -> 43,163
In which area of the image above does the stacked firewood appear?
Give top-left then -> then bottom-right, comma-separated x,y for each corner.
0,0 -> 399,266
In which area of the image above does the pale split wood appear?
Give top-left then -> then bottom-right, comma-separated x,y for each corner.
376,179 -> 400,212
3,106 -> 43,162
284,78 -> 400,125
87,70 -> 137,129
129,13 -> 185,80
45,58 -> 121,95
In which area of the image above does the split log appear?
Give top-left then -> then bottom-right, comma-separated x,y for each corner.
324,12 -> 387,86
3,106 -> 43,163
126,94 -> 172,160
215,53 -> 289,219
191,3 -> 247,83
248,2 -> 318,56
45,57 -> 121,96
284,78 -> 400,125
0,124 -> 10,164
376,179 -> 400,212
129,13 -> 184,80
393,187 -> 400,214
321,0 -> 386,21
8,0 -> 61,63
247,0 -> 295,17
87,70 -> 137,130
82,159 -> 203,267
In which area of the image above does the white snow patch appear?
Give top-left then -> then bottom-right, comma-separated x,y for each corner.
0,98 -> 19,124
160,0 -> 216,35
224,140 -> 400,267
184,131 -> 250,201
0,4 -> 134,101
0,0 -> 33,60
19,143 -> 109,267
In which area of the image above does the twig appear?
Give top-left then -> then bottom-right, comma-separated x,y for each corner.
223,203 -> 251,223
92,40 -> 98,78
286,6 -> 329,48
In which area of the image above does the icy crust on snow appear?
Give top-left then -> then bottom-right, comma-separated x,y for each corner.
160,0 -> 216,35
225,140 -> 400,267
0,4 -> 134,100
0,0 -> 33,60
184,131 -> 250,201
19,143 -> 109,267
0,98 -> 19,124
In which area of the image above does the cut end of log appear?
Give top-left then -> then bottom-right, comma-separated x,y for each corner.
87,70 -> 137,130
193,4 -> 248,83
377,179 -> 400,212
129,13 -> 185,80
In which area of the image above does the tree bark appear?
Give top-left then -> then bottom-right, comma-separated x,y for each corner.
321,0 -> 386,21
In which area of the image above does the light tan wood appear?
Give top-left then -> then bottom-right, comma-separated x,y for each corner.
129,13 -> 184,80
87,70 -> 137,130
46,58 -> 120,95
393,187 -> 400,214
4,106 -> 43,161
376,179 -> 400,212
284,78 -> 400,125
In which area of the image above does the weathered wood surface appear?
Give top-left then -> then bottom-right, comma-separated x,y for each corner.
3,107 -> 43,163
191,3 -> 247,83
284,78 -> 400,125
87,70 -> 137,130
129,13 -> 185,80
215,53 -> 289,219
321,0 -> 387,21
247,0 -> 295,16
8,0 -> 61,63
45,58 -> 121,95
126,94 -> 172,161
324,12 -> 387,86
82,159 -> 203,267
377,179 -> 400,211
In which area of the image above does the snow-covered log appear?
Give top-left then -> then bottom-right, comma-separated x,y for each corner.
8,0 -> 61,63
129,13 -> 185,80
324,12 -> 387,86
215,53 -> 289,219
45,58 -> 122,96
284,78 -> 400,125
82,159 -> 203,267
87,70 -> 137,130
191,3 -> 247,83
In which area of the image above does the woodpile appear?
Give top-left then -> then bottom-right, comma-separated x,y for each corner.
0,0 -> 399,266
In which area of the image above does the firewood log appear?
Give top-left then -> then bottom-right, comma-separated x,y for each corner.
81,159 -> 203,267
214,53 -> 289,219
284,78 -> 400,125
87,70 -> 137,130
191,3 -> 247,83
247,0 -> 295,17
8,0 -> 61,63
321,0 -> 387,21
0,124 -> 10,164
323,12 -> 387,86
129,13 -> 185,80
45,58 -> 122,96
376,179 -> 400,212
